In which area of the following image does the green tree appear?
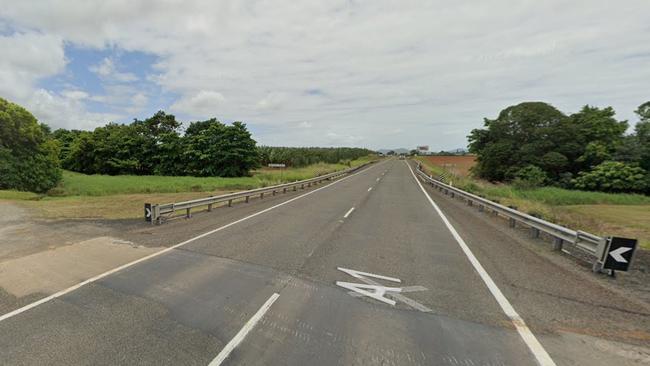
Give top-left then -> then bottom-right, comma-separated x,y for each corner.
183,119 -> 259,176
132,111 -> 183,175
569,106 -> 628,170
468,102 -> 567,181
572,161 -> 648,193
513,165 -> 547,188
0,98 -> 61,192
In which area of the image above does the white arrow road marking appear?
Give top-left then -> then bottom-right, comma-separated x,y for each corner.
336,282 -> 402,306
336,267 -> 431,312
609,247 -> 632,263
337,267 -> 401,283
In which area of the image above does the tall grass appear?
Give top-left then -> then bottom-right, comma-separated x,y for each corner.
35,156 -> 377,197
415,156 -> 650,206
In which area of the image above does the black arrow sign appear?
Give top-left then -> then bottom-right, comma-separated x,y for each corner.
603,237 -> 637,271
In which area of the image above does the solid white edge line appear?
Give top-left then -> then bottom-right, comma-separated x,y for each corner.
0,161 -> 385,323
404,162 -> 556,366
343,207 -> 355,218
208,293 -> 280,366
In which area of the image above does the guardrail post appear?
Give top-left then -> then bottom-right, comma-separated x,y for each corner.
530,227 -> 540,238
228,199 -> 233,207
301,183 -> 305,189
260,192 -> 264,199
283,187 -> 287,193
207,203 -> 213,212
450,192 -> 455,198
508,217 -> 516,228
272,190 -> 276,196
553,238 -> 564,251
467,200 -> 473,207
186,208 -> 191,218
245,196 -> 250,203
478,204 -> 484,212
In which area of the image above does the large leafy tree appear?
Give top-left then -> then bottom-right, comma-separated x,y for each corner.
132,111 -> 183,175
634,102 -> 650,171
468,102 -> 568,181
0,98 -> 61,192
183,119 -> 259,176
469,102 -> 629,184
568,106 -> 628,171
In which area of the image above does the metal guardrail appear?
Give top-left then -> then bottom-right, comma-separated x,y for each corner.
145,162 -> 374,224
414,164 -> 611,271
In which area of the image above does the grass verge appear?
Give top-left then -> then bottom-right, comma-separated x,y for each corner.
415,157 -> 650,249
0,156 -> 378,220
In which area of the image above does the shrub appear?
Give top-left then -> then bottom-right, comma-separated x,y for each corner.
0,98 -> 61,192
513,165 -> 547,188
572,161 -> 648,193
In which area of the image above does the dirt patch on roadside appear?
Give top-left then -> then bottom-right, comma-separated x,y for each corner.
0,236 -> 160,298
0,201 -> 124,261
421,155 -> 476,177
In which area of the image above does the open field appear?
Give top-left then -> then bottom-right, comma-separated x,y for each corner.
0,156 -> 377,219
421,155 -> 476,177
415,156 -> 650,249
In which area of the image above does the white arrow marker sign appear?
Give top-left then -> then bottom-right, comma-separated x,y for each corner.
609,247 -> 632,263
145,207 -> 152,218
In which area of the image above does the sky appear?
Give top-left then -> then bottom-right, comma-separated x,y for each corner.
1,1 -> 649,150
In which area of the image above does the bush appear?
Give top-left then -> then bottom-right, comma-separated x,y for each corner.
0,98 -> 61,192
572,161 -> 648,193
513,165 -> 547,188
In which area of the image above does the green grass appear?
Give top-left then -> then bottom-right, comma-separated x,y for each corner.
415,156 -> 650,249
2,156 -> 378,198
0,156 -> 379,220
415,156 -> 650,206
478,186 -> 650,206
0,190 -> 42,200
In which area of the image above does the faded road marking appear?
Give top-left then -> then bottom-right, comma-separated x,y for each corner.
344,207 -> 355,218
208,293 -> 280,366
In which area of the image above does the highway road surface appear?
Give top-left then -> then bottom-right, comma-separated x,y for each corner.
1,159 -> 649,365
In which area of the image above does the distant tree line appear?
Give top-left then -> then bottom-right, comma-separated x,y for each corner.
53,111 -> 259,177
257,146 -> 373,167
1,98 -> 375,193
468,101 -> 650,194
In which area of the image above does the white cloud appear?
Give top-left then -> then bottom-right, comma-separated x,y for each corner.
27,89 -> 121,130
255,93 -> 286,111
170,90 -> 225,117
89,57 -> 138,82
1,0 -> 650,148
0,32 -> 65,100
61,90 -> 89,100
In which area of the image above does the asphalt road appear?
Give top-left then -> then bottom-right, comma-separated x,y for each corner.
1,159 -> 649,365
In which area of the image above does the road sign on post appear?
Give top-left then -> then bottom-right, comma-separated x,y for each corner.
603,237 -> 637,271
144,203 -> 152,222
